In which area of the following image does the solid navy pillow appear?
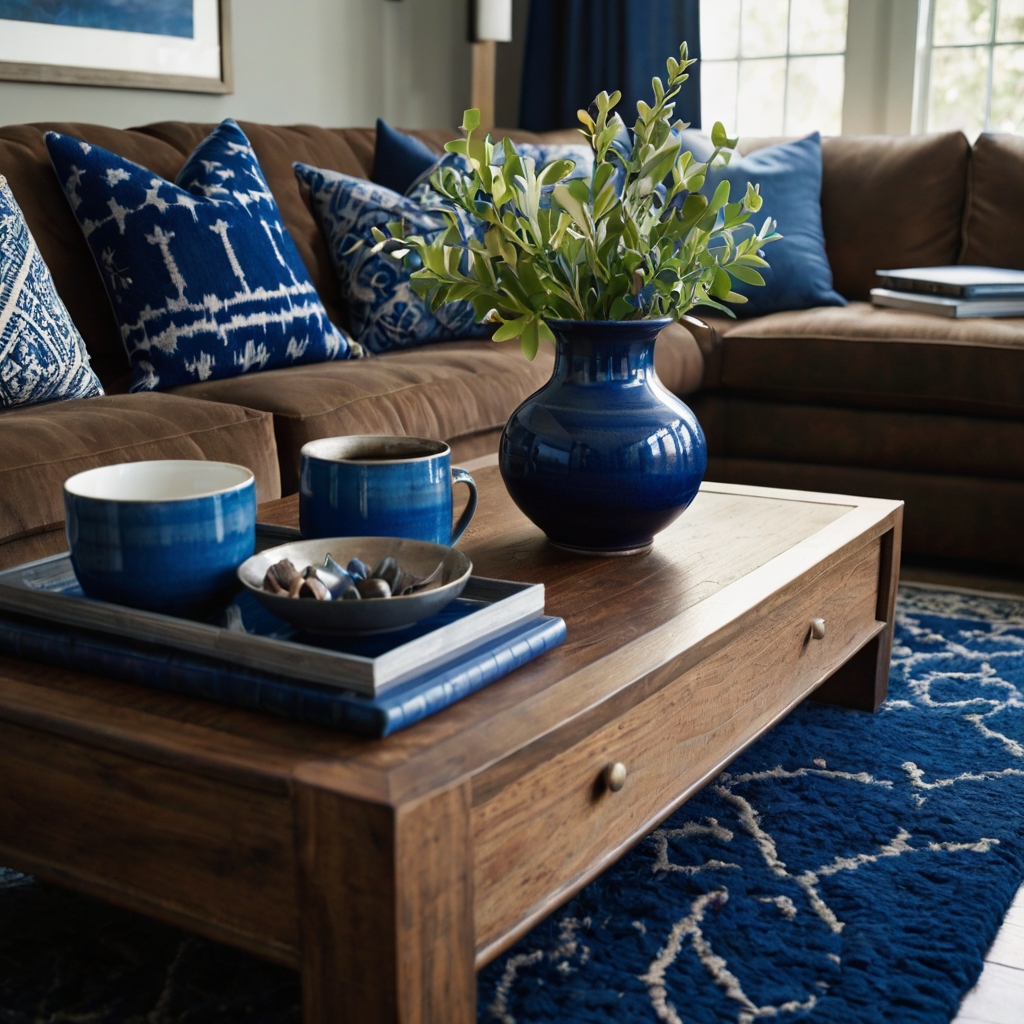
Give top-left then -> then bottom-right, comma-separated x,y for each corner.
702,132 -> 846,317
46,120 -> 358,392
371,119 -> 439,195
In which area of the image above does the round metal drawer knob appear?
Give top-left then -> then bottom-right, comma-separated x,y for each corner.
810,618 -> 826,641
604,761 -> 628,792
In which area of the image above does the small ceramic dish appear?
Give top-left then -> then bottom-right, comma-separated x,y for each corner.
237,536 -> 472,634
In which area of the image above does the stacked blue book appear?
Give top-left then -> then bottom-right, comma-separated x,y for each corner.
0,544 -> 565,737
871,266 -> 1024,318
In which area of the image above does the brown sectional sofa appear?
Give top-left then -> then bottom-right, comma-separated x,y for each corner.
0,119 -> 703,570
688,131 -> 1024,568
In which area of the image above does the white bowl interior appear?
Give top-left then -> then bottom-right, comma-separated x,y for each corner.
65,460 -> 253,502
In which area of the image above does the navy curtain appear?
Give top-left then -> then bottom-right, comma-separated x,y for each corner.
519,0 -> 701,132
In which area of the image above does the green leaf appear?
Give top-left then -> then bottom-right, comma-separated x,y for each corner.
519,318 -> 540,360
710,267 -> 733,299
727,265 -> 765,286
710,121 -> 738,150
462,108 -> 481,132
552,183 -> 588,229
492,315 -> 529,342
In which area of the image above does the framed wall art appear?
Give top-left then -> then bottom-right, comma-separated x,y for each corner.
0,0 -> 232,94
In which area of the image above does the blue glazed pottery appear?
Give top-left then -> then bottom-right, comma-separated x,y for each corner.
299,435 -> 478,544
499,319 -> 707,555
64,460 -> 256,615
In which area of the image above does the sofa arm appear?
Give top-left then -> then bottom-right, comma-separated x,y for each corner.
680,313 -> 724,389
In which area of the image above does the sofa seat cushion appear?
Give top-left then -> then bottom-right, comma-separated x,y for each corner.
691,394 -> 1024,480
701,302 -> 1024,417
0,392 -> 280,570
169,341 -> 555,493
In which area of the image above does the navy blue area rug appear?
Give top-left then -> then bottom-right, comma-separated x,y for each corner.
1,584 -> 1022,1023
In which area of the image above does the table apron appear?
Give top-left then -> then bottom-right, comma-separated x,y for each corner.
0,720 -> 301,966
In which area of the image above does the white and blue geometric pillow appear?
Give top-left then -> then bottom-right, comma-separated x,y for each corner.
45,120 -> 360,393
294,163 -> 490,355
0,175 -> 104,409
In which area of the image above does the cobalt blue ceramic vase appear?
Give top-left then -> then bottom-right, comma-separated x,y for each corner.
499,318 -> 707,555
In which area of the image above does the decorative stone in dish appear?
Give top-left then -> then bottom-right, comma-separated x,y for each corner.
237,537 -> 472,634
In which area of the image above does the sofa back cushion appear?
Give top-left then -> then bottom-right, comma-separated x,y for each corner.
739,132 -> 969,302
961,132 -> 1024,270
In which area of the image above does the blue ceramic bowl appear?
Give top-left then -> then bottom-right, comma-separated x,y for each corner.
64,460 -> 256,615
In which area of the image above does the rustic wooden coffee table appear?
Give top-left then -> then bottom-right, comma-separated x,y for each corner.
0,456 -> 902,1023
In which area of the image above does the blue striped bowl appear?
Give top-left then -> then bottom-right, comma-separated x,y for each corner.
64,460 -> 256,615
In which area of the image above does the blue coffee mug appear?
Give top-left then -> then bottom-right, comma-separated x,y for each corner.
299,435 -> 478,544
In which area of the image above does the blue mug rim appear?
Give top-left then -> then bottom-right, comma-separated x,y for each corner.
64,460 -> 255,504
301,435 -> 451,466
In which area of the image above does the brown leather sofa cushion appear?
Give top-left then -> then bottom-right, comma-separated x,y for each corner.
692,394 -> 1024,479
0,393 -> 280,570
961,132 -> 1024,270
738,133 -> 969,302
699,302 -> 1024,417
170,340 -> 554,493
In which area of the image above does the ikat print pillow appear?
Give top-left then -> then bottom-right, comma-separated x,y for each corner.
45,120 -> 360,393
0,175 -> 104,408
294,163 -> 490,355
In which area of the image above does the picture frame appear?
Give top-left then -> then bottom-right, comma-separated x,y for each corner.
0,0 -> 232,94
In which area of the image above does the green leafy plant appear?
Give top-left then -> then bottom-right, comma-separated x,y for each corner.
375,42 -> 781,359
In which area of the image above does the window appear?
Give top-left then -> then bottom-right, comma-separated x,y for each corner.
915,0 -> 1024,137
699,0 -> 849,137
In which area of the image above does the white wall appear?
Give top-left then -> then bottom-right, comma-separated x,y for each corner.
0,0 -> 472,130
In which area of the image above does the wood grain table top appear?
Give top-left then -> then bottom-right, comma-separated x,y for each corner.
0,455 -> 903,810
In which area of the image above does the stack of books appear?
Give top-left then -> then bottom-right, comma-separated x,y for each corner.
871,266 -> 1024,318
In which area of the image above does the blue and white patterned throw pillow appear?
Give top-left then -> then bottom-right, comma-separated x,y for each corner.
0,175 -> 103,408
295,163 -> 490,355
46,120 -> 359,393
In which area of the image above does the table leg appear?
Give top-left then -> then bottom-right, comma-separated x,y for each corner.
294,778 -> 476,1024
814,521 -> 902,713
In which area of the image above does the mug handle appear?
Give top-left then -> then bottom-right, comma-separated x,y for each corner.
450,467 -> 478,544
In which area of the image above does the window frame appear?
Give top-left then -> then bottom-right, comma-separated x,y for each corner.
912,0 -> 1024,134
699,0 -> 849,136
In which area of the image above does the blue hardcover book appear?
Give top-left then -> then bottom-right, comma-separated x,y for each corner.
0,611 -> 565,736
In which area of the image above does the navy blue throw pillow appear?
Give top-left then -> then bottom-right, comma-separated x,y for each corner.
46,119 -> 360,393
702,133 -> 846,317
371,120 -> 439,196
